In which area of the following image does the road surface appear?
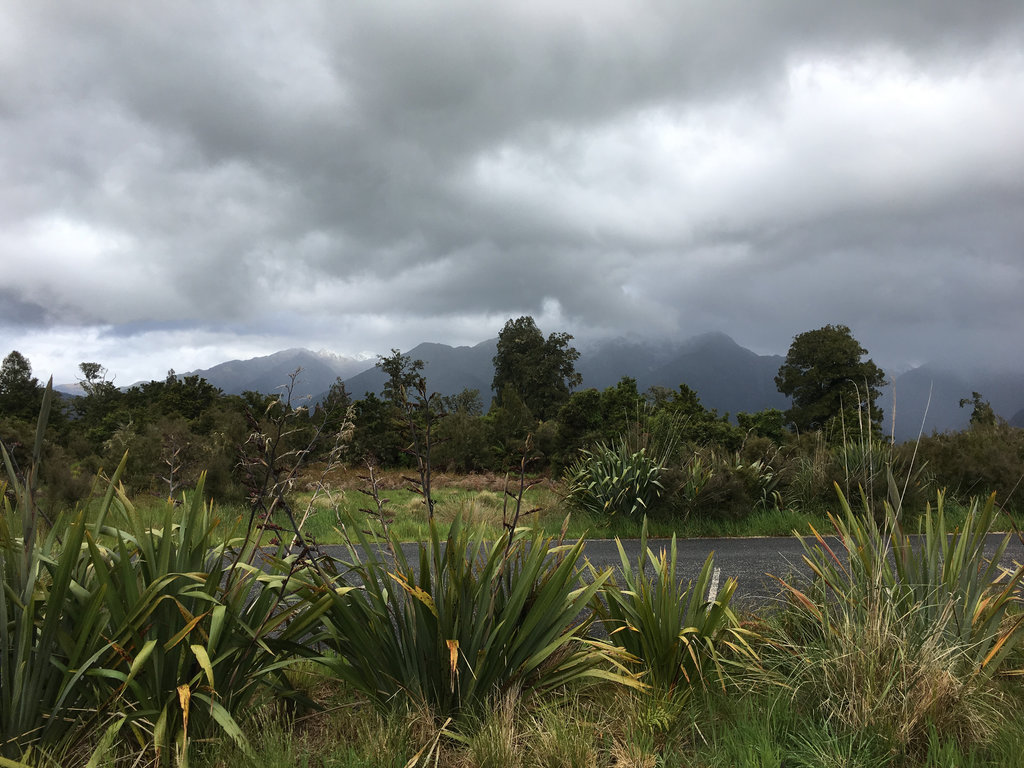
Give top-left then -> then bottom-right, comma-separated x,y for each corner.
317,532 -> 1024,612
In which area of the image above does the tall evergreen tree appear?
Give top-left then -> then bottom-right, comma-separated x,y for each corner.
0,350 -> 42,421
775,324 -> 886,435
491,316 -> 581,420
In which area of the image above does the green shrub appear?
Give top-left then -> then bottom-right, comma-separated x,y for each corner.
664,447 -> 783,521
1,384 -> 325,765
593,521 -> 754,695
305,515 -> 632,721
909,422 -> 1024,509
562,441 -> 665,519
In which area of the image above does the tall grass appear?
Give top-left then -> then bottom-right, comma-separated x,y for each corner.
771,482 -> 1024,754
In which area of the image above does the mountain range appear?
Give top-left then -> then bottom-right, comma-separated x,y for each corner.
170,333 -> 1024,442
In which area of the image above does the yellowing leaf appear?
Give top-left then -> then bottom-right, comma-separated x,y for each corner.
178,685 -> 191,728
447,639 -> 460,691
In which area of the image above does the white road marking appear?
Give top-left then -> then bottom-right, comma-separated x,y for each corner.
707,567 -> 721,604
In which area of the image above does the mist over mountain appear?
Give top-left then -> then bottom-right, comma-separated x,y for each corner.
879,366 -> 1024,441
573,332 -> 789,416
145,334 -> 1024,441
178,348 -> 366,400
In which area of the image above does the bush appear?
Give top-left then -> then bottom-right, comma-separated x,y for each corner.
593,522 -> 753,695
770,485 -> 1024,753
563,440 -> 666,519
663,447 -> 783,521
910,422 -> 1024,509
432,411 -> 493,473
306,515 -> 632,720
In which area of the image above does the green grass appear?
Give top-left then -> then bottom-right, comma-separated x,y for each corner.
183,666 -> 1024,768
93,482 -> 1022,547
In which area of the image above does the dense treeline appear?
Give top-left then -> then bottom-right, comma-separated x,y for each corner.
2,318 -> 1023,516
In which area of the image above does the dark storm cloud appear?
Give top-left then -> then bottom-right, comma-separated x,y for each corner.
1,1 -> 1022,383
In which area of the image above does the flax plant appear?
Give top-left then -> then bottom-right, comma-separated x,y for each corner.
1,381 -> 331,766
563,441 -> 666,519
84,476 -> 334,766
306,515 -> 634,721
0,381 -> 116,759
593,521 -> 754,695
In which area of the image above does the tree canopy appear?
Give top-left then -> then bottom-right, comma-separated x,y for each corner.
376,349 -> 425,405
774,324 -> 886,435
0,351 -> 42,421
492,316 -> 581,420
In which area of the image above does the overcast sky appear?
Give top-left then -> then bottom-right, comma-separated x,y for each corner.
2,1 -> 1022,386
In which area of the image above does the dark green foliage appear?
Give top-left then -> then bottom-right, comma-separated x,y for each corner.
492,316 -> 581,420
308,516 -> 629,721
645,384 -> 743,449
376,348 -> 425,405
486,385 -> 537,466
689,460 -> 755,519
736,408 -> 787,443
0,351 -> 43,422
775,324 -> 886,435
594,522 -> 752,694
433,410 -> 493,472
74,361 -> 123,448
349,392 -> 405,466
959,391 -> 997,428
909,420 -> 1024,505
432,390 -> 489,472
557,388 -> 603,444
65,363 -> 249,499
441,387 -> 483,417
598,377 -> 645,437
555,378 -> 646,466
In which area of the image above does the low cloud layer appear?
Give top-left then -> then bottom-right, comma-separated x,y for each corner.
2,1 -> 1022,384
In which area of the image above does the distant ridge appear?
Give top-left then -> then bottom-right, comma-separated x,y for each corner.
878,365 -> 1024,441
181,348 -> 372,400
341,332 -> 788,419
576,332 -> 787,416
99,334 -> 1023,440
343,339 -> 497,400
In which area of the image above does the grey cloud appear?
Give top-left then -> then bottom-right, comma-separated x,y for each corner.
0,291 -> 48,327
2,1 -> 1023,383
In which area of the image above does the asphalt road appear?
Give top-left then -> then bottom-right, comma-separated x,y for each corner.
318,533 -> 1024,613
